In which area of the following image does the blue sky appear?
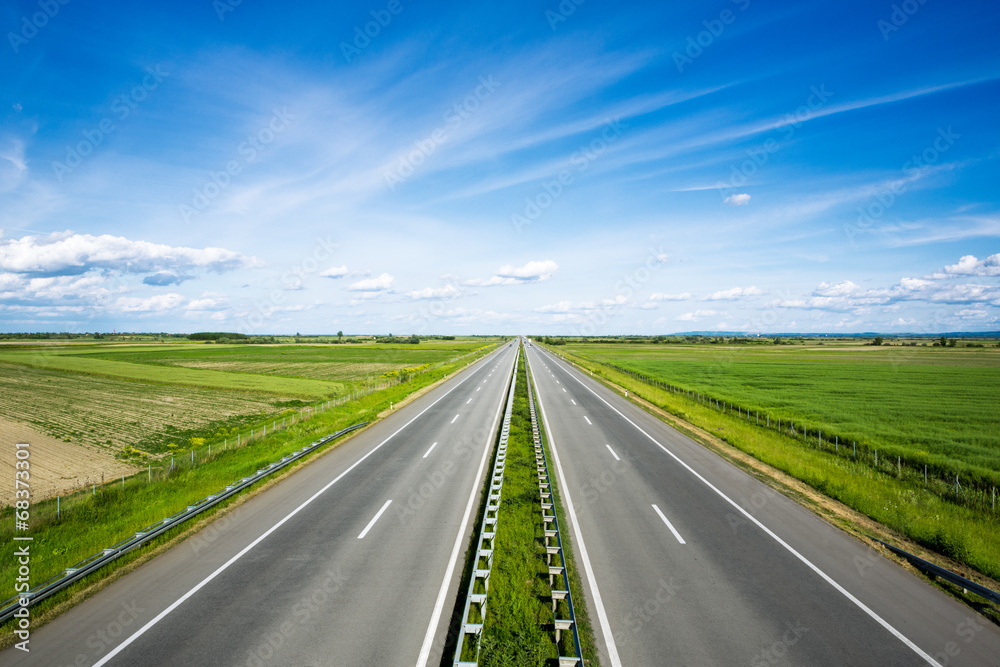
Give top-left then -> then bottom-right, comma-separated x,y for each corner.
1,0 -> 998,335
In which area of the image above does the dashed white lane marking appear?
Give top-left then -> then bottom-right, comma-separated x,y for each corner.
451,414 -> 460,424
358,499 -> 393,539
606,444 -> 620,461
467,398 -> 472,404
423,442 -> 438,458
584,415 -> 592,425
652,504 -> 686,545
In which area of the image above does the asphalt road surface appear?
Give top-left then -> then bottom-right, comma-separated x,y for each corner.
524,341 -> 1000,667
3,343 -> 519,667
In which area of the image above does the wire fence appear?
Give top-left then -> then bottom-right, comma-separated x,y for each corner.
570,356 -> 999,516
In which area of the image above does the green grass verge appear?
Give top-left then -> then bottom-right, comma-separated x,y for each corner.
547,346 -> 1000,584
477,348 -> 557,664
0,343 -> 502,646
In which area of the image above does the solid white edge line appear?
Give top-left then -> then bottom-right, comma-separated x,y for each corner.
605,444 -> 620,461
93,345 -> 505,667
546,347 -> 943,667
529,347 -> 623,667
423,442 -> 438,459
415,347 -> 517,666
358,499 -> 393,539
651,504 -> 686,545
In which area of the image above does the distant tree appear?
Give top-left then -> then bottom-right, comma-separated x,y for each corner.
337,330 -> 343,340
948,338 -> 957,347
939,335 -> 947,347
409,334 -> 420,344
873,336 -> 883,346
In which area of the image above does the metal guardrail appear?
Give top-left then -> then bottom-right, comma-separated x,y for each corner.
524,350 -> 583,666
0,422 -> 368,626
453,350 -> 519,666
872,537 -> 1000,606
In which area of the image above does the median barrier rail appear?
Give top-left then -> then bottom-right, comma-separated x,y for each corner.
453,350 -> 519,665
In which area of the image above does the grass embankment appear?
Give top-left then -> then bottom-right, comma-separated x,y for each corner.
0,343 -> 501,646
547,345 -> 1000,587
476,348 -> 597,665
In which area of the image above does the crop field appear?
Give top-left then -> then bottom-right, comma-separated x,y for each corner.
75,341 -> 488,384
563,343 -> 1000,477
0,339 -> 496,463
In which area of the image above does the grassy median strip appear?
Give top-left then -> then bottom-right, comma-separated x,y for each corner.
547,345 -> 1000,590
0,345 -> 500,646
478,347 -> 598,666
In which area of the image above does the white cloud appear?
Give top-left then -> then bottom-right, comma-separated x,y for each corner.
406,284 -> 462,300
0,232 -> 257,276
927,253 -> 1000,279
724,193 -> 751,206
348,273 -> 395,292
814,280 -> 860,297
466,260 -> 558,286
648,292 -> 692,302
320,265 -> 349,278
703,286 -> 764,301
186,292 -> 229,311
116,293 -> 185,312
676,309 -> 717,321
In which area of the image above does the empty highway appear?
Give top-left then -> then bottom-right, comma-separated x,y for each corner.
525,342 -> 1000,667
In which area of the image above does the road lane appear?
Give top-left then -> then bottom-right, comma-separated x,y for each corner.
3,343 -> 519,667
526,342 -> 1000,667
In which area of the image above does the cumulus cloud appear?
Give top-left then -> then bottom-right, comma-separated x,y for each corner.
465,260 -> 558,286
724,193 -> 751,206
927,253 -> 1000,279
776,273 -> 1000,313
0,231 -> 257,276
406,284 -> 462,300
703,286 -> 764,301
348,273 -> 395,292
320,265 -> 349,278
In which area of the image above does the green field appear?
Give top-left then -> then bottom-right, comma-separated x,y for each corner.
0,339 -> 496,455
563,343 -> 1000,479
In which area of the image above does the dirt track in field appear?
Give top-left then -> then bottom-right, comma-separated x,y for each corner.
0,417 -> 138,505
